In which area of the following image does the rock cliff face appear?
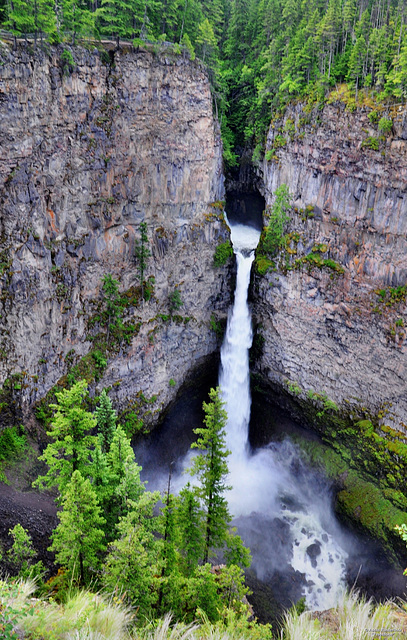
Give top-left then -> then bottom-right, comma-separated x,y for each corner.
0,42 -> 228,426
256,102 -> 407,431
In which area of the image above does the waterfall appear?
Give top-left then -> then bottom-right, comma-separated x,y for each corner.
219,220 -> 349,611
219,223 -> 260,460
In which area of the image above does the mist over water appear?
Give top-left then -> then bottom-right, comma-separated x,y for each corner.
137,218 -> 401,615
220,220 -> 349,610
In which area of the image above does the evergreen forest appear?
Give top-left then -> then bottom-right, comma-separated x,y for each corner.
1,0 -> 407,164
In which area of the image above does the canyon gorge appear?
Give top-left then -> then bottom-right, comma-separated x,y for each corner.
1,40 -> 407,609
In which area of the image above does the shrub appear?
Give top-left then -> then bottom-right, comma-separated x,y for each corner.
254,254 -> 274,275
378,117 -> 393,134
143,276 -> 155,301
261,184 -> 291,255
0,426 -> 26,474
210,314 -> 224,338
169,289 -> 183,313
213,241 -> 233,267
368,110 -> 379,124
361,136 -> 379,151
273,134 -> 287,149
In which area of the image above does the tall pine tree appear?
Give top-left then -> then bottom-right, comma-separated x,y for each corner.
49,470 -> 106,584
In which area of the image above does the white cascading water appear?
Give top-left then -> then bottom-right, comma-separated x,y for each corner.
218,223 -> 261,460
219,220 -> 349,611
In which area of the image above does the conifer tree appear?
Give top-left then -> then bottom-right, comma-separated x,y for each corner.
189,386 -> 231,563
177,482 -> 204,575
104,424 -> 145,532
101,273 -> 123,343
196,17 -> 218,66
7,524 -> 37,576
95,389 -> 117,453
90,441 -> 112,506
34,380 -> 98,498
102,490 -> 162,617
4,0 -> 35,40
100,0 -> 132,43
107,423 -> 136,481
49,470 -> 106,584
35,0 -> 57,41
60,0 -> 95,43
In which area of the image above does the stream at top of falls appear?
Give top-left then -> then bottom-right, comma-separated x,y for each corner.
218,220 -> 348,611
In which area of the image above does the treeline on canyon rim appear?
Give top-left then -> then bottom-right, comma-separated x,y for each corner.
1,0 -> 407,165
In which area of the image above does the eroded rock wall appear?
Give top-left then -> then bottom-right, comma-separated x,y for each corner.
256,102 -> 407,430
0,42 -> 228,424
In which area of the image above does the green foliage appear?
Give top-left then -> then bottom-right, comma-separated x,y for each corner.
273,134 -> 287,149
91,349 -> 107,373
260,185 -> 291,256
181,33 -> 195,60
49,470 -> 106,585
95,389 -> 117,453
210,313 -> 224,338
190,388 -> 235,564
254,254 -> 274,276
368,110 -> 379,124
101,274 -> 124,342
169,288 -> 183,313
378,117 -> 393,134
361,135 -> 380,150
0,425 -> 26,473
102,490 -> 163,619
7,525 -> 43,580
286,379 -> 302,396
298,435 -> 406,556
375,284 -> 407,306
143,275 -> 155,302
0,580 -> 35,640
60,48 -> 75,75
176,483 -> 204,576
34,380 -> 98,497
295,252 -> 345,274
213,241 -> 233,267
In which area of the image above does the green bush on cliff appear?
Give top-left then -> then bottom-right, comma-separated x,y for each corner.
361,136 -> 380,150
378,117 -> 393,134
295,252 -> 345,274
260,184 -> 291,256
254,254 -> 275,275
213,241 -> 233,266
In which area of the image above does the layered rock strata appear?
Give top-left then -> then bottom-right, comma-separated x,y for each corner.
257,102 -> 407,430
0,42 -> 228,425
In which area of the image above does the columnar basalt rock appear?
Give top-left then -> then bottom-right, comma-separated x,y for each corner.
0,43 -> 228,425
257,102 -> 407,431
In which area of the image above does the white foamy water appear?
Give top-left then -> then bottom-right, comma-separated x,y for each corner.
219,223 -> 260,460
219,220 -> 348,611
